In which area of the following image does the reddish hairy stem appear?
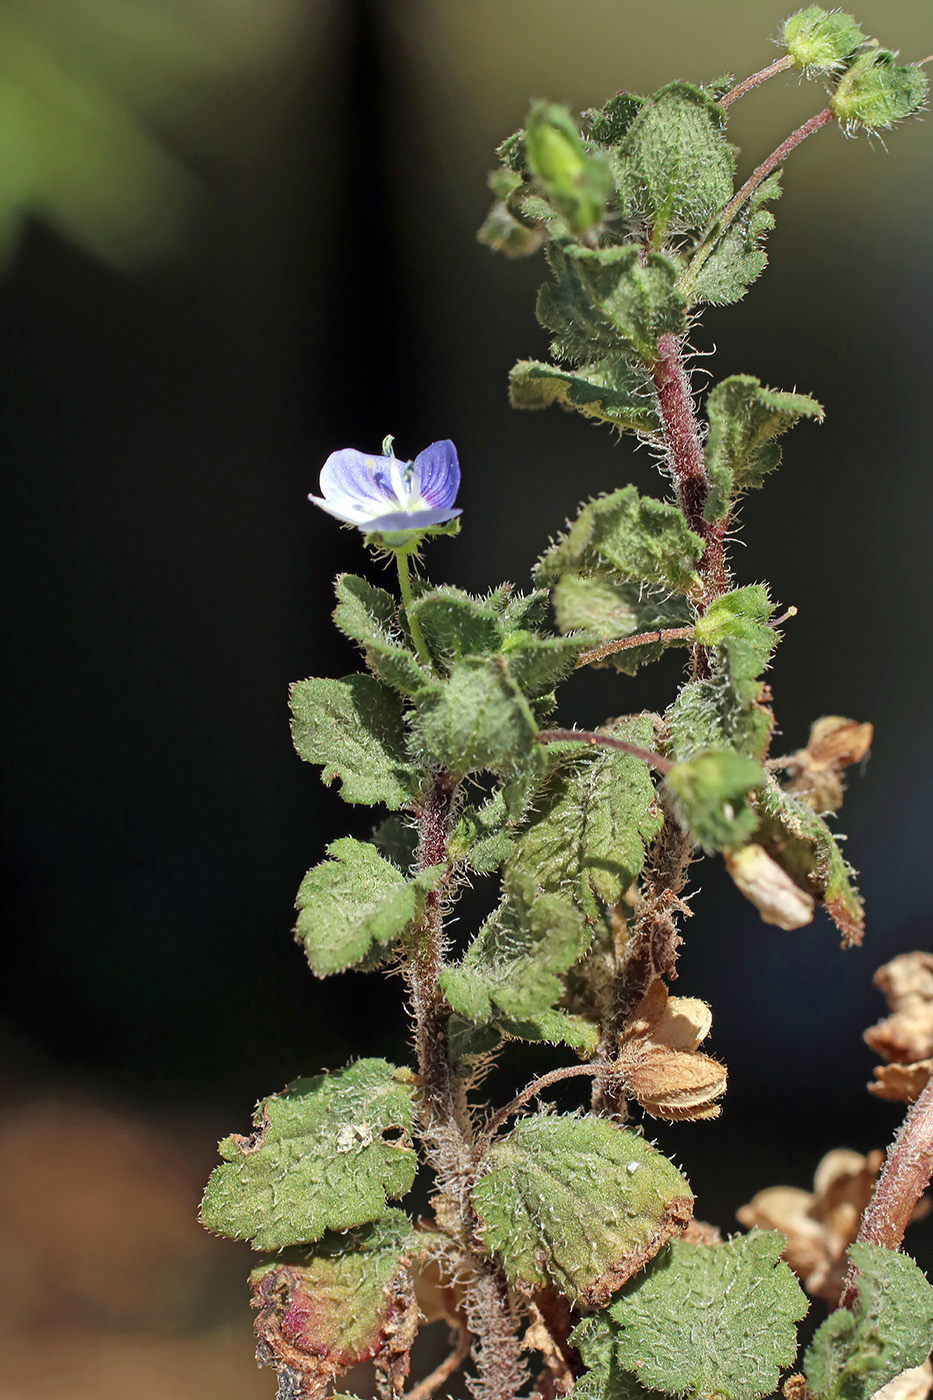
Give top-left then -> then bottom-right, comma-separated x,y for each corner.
536,727 -> 673,774
410,771 -> 460,1120
838,1076 -> 933,1310
718,54 -> 796,109
480,1063 -> 611,1151
575,625 -> 695,668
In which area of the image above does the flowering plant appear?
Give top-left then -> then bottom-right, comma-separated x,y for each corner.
201,10 -> 933,1400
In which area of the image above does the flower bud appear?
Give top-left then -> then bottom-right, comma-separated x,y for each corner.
831,50 -> 928,130
524,101 -> 610,235
783,7 -> 866,73
725,844 -> 815,930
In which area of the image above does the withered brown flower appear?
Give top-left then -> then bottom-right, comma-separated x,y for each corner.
725,843 -> 815,930
617,980 -> 727,1122
865,952 -> 933,1102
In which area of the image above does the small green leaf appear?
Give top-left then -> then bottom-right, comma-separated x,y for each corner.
525,100 -> 611,235
687,171 -> 782,307
665,750 -> 766,851
290,675 -> 419,809
552,574 -> 693,674
575,1231 -> 807,1400
612,83 -> 735,244
409,589 -> 504,667
449,789 -> 514,873
200,1060 -> 417,1250
501,631 -> 584,697
783,7 -> 866,72
502,1006 -> 601,1055
509,358 -> 660,435
693,584 -> 776,652
508,715 -> 663,912
471,1114 -> 693,1305
535,484 -> 703,595
409,657 -> 538,778
804,1243 -> 933,1400
584,91 -> 645,145
493,586 -> 551,633
478,197 -> 547,258
757,777 -> 864,945
440,871 -> 591,1025
831,50 -> 928,129
250,1211 -> 420,1395
333,574 -> 433,695
294,838 -> 444,978
538,243 -> 686,365
704,375 -> 824,521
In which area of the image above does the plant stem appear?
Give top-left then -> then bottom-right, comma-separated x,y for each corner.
681,107 -> 835,301
480,1063 -> 612,1151
575,626 -> 696,668
536,727 -> 673,774
718,54 -> 796,108
396,547 -> 433,669
408,772 -> 525,1400
838,1076 -> 933,1310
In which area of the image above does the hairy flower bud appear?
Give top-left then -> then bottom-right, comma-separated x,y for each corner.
782,7 -> 866,73
831,50 -> 928,130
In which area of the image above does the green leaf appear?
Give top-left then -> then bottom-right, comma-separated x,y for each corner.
501,631 -> 584,697
575,1231 -> 807,1400
290,674 -> 419,809
493,586 -> 551,633
687,171 -> 782,307
804,1243 -> 933,1400
538,243 -> 686,365
584,92 -> 645,145
409,589 -> 504,668
757,777 -> 864,945
294,838 -> 444,978
333,574 -> 433,696
665,749 -> 765,851
784,8 -> 866,72
250,1210 -> 420,1395
502,1006 -> 601,1055
612,83 -> 735,244
440,871 -> 591,1024
832,50 -> 928,130
525,100 -> 611,235
200,1060 -> 417,1250
471,1114 -> 693,1305
535,484 -> 703,595
478,166 -> 547,258
693,584 -> 776,652
409,657 -> 538,778
552,574 -> 693,674
449,789 -> 514,873
509,358 -> 659,435
704,376 -> 824,520
508,715 -> 663,911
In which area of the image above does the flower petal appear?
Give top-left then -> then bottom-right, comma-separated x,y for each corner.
307,492 -> 375,526
363,506 -> 462,533
319,449 -> 396,513
411,440 -> 460,508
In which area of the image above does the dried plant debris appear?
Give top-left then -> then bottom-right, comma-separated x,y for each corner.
617,979 -> 728,1121
865,953 -> 933,1100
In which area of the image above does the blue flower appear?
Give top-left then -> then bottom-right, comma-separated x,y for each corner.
309,439 -> 462,533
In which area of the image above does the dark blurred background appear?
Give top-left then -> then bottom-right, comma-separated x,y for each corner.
1,0 -> 931,1393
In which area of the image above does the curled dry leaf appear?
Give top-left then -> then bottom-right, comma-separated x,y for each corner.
779,716 -> 873,815
737,1148 -> 885,1303
870,1059 -> 933,1104
725,843 -> 815,930
864,952 -> 933,1101
618,980 -> 727,1121
871,1360 -> 933,1400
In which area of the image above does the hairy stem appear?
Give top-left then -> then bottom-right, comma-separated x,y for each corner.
396,548 -> 433,669
408,773 -> 525,1400
838,1076 -> 933,1310
575,625 -> 696,669
718,53 -> 796,108
536,727 -> 673,774
480,1063 -> 612,1151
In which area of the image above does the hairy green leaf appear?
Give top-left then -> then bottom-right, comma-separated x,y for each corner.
509,359 -> 659,435
574,1231 -> 806,1400
294,838 -> 444,978
687,171 -> 782,307
440,871 -> 590,1024
508,716 -> 663,911
200,1060 -> 417,1250
502,631 -> 585,697
538,243 -> 685,365
805,1243 -> 933,1400
449,789 -> 514,873
703,375 -> 824,520
501,1006 -> 601,1055
409,657 -> 538,777
612,82 -> 735,243
333,574 -> 433,695
665,750 -> 765,851
757,777 -> 864,945
536,484 -> 703,595
552,574 -> 693,674
409,589 -> 504,668
290,675 -> 419,809
584,91 -> 645,145
471,1114 -> 693,1305
250,1211 -> 420,1395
